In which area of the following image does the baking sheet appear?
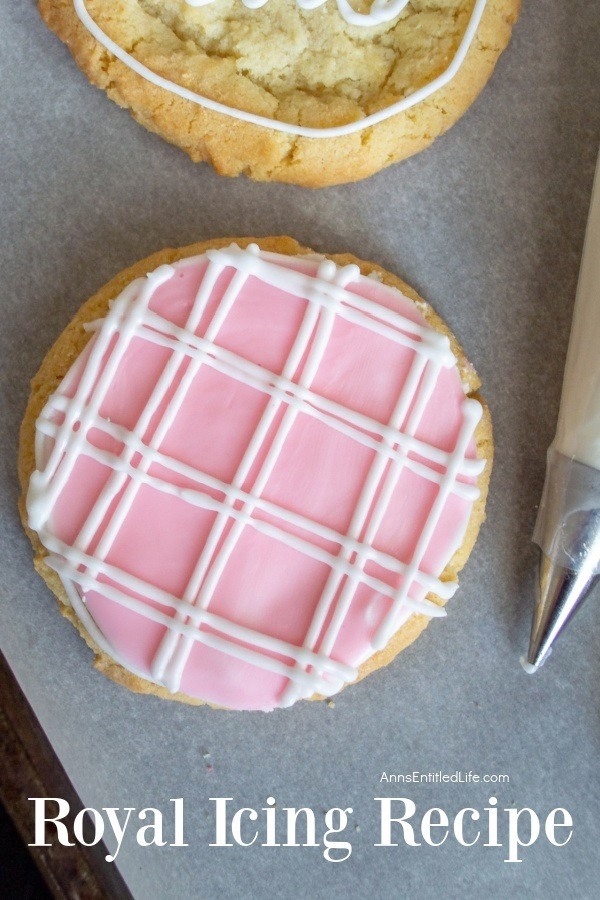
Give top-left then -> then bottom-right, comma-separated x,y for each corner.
1,1 -> 599,897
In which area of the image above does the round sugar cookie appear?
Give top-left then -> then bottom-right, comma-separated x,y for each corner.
39,1 -> 520,186
20,236 -> 492,711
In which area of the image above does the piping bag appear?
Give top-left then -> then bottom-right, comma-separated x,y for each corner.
526,150 -> 600,671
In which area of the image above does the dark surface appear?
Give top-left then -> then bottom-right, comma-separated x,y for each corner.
0,651 -> 133,900
0,802 -> 52,900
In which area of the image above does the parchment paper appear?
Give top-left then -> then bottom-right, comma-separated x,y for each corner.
1,2 -> 599,897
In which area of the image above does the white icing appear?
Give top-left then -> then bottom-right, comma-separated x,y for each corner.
554,153 -> 600,468
520,647 -> 552,674
29,245 -> 483,705
186,0 -> 411,28
72,0 -> 488,139
520,657 -> 538,675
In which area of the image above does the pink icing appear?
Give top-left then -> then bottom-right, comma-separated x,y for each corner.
30,247 -> 482,711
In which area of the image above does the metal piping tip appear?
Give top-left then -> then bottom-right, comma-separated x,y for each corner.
526,550 -> 599,671
520,648 -> 552,675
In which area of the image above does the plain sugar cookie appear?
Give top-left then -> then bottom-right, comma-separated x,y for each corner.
39,1 -> 520,186
20,236 -> 493,710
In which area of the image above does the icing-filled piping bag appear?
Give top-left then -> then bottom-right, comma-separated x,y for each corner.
526,149 -> 600,672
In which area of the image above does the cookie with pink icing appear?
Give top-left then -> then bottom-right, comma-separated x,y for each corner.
19,237 -> 492,711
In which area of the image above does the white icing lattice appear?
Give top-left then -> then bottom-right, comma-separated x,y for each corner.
28,244 -> 484,707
